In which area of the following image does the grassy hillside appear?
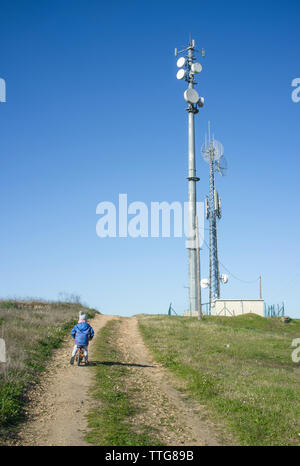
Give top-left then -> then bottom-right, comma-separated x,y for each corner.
138,313 -> 300,446
0,300 -> 97,441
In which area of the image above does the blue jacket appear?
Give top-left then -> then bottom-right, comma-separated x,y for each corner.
71,322 -> 94,346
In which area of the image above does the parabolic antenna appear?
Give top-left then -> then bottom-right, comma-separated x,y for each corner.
220,274 -> 229,284
184,88 -> 199,104
176,57 -> 186,68
201,139 -> 223,163
198,96 -> 204,108
176,69 -> 186,80
215,155 -> 228,176
191,62 -> 202,74
201,278 -> 210,289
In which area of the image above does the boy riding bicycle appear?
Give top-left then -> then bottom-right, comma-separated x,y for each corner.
70,313 -> 94,366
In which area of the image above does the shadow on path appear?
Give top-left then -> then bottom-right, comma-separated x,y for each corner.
89,360 -> 155,368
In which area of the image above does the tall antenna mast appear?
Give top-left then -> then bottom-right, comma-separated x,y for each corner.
175,38 -> 205,315
202,125 -> 228,313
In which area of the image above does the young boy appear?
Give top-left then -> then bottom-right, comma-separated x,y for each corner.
70,313 -> 94,365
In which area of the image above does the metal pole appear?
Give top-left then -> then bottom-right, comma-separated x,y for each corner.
175,38 -> 204,316
187,42 -> 198,315
259,275 -> 262,299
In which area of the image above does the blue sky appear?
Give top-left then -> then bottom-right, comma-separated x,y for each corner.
0,0 -> 299,316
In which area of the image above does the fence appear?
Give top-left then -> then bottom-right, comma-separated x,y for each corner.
168,303 -> 178,316
264,302 -> 285,317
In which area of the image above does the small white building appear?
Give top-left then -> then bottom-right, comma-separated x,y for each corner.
211,299 -> 265,317
184,299 -> 265,317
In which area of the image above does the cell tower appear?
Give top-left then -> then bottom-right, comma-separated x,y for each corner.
202,124 -> 228,312
175,38 -> 205,315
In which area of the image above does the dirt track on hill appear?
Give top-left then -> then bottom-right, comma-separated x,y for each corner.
14,315 -> 227,446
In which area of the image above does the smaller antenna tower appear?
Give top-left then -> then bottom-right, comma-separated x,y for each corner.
202,124 -> 228,312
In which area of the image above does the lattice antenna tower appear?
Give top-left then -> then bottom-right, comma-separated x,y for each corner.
202,123 -> 228,312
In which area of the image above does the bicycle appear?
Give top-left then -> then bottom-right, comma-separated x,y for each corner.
75,345 -> 87,366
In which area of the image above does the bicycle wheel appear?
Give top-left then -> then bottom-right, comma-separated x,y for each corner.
77,350 -> 81,366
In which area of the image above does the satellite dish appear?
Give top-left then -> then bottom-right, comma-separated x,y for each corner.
201,278 -> 210,289
197,96 -> 204,108
220,274 -> 229,284
201,139 -> 223,163
191,62 -> 202,74
176,57 -> 186,68
184,88 -> 199,104
215,155 -> 228,176
176,69 -> 186,80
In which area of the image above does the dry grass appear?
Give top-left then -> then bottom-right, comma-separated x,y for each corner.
1,302 -> 80,374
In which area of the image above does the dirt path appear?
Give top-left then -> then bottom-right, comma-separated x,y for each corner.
115,317 -> 225,446
14,314 -> 227,446
15,314 -> 115,446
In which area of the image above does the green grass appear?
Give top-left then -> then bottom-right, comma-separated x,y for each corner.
0,300 -> 97,442
137,313 -> 300,446
85,320 -> 162,446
